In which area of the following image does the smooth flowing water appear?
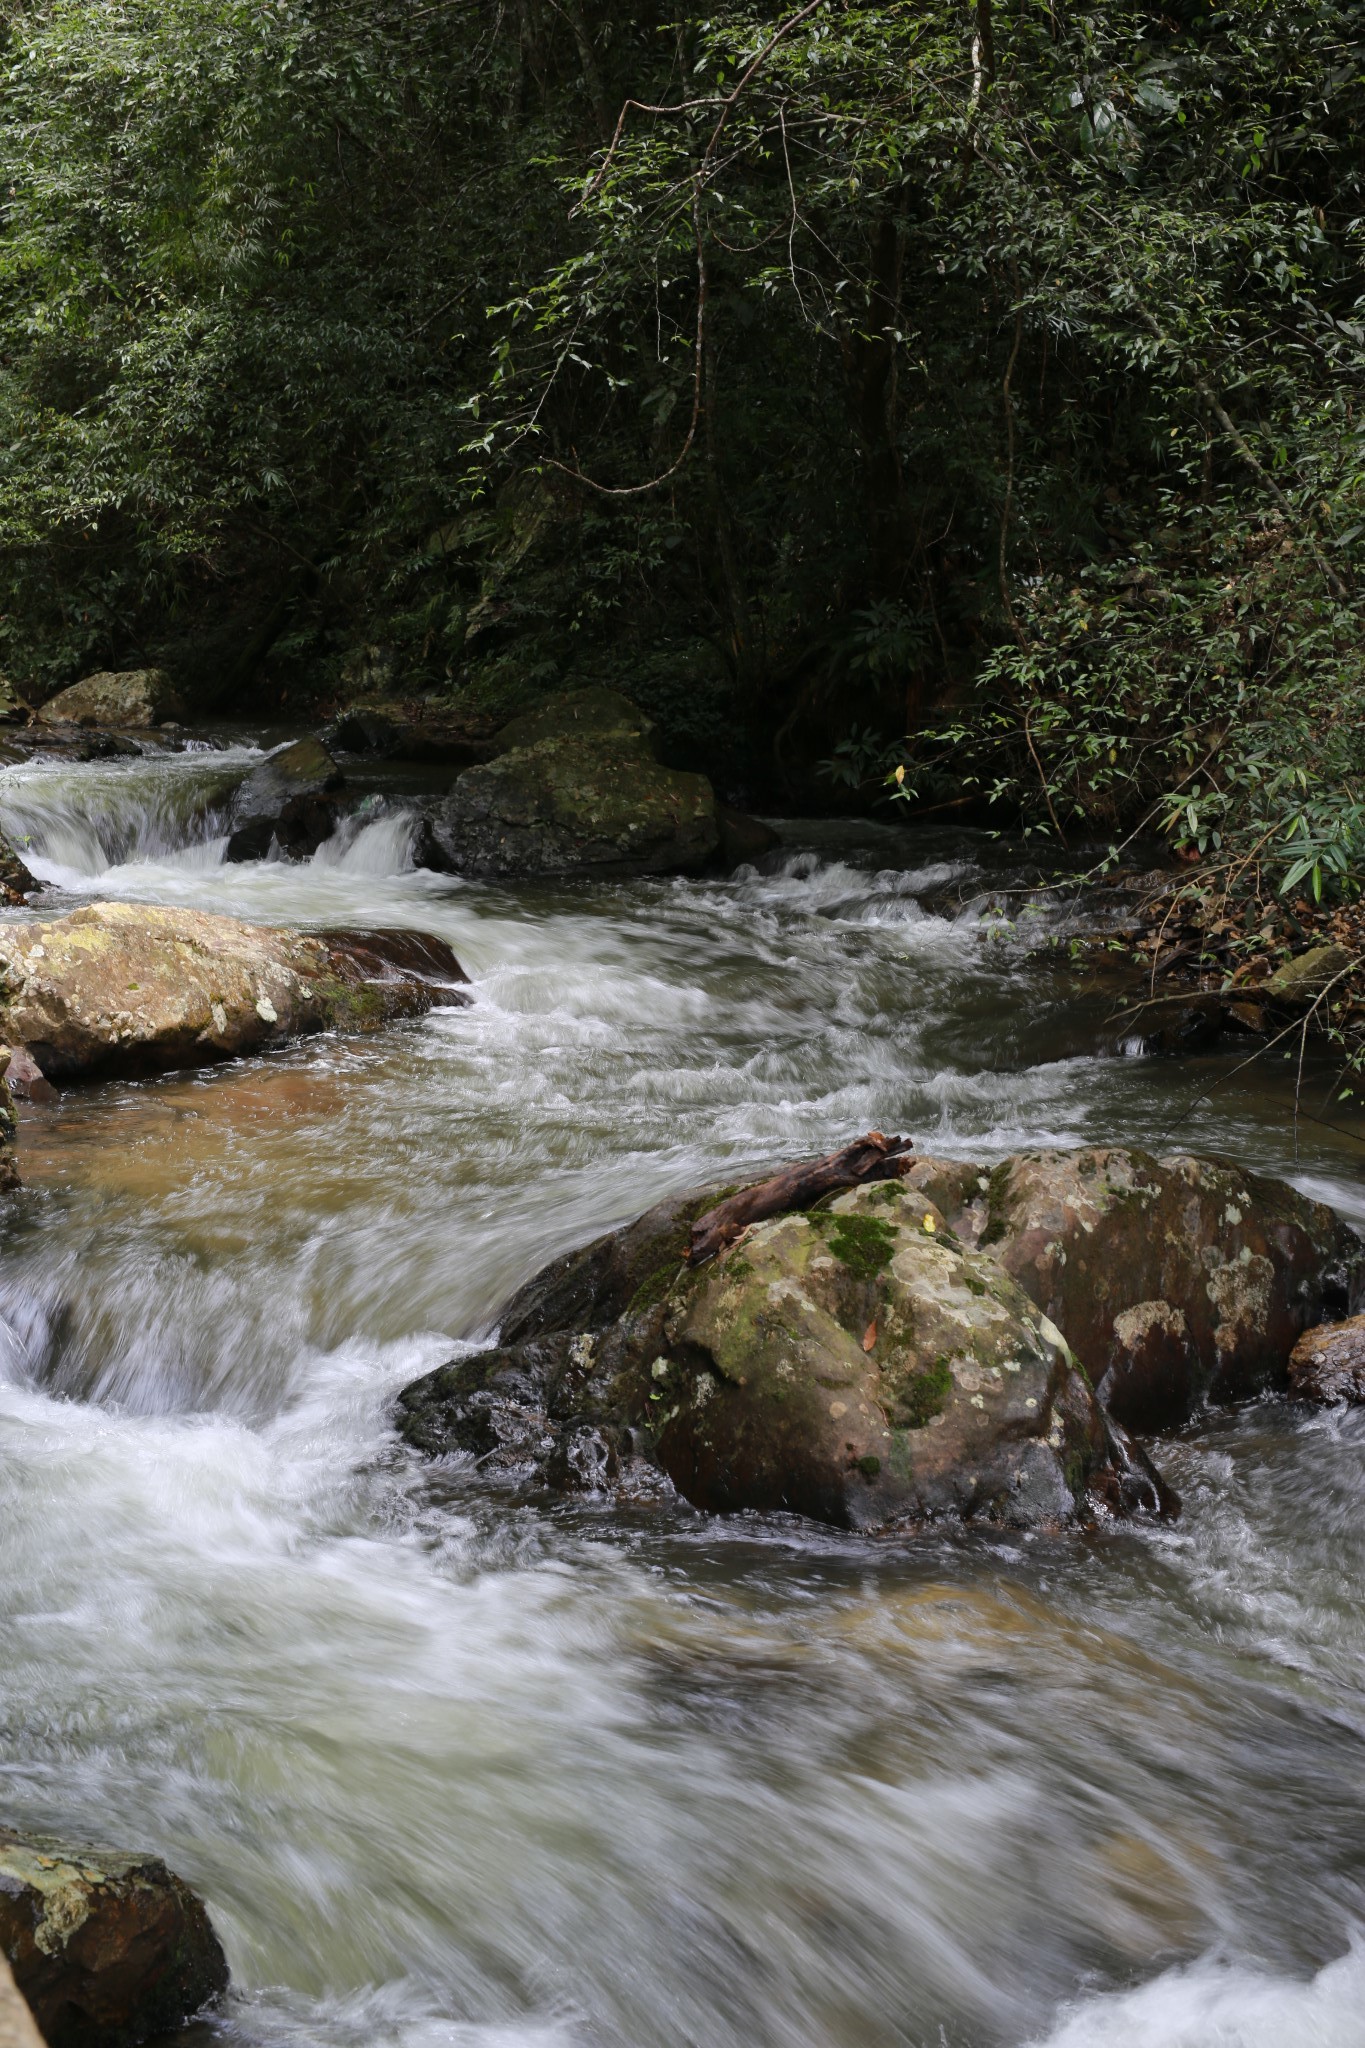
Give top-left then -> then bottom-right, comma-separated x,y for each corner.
2,744 -> 1364,2048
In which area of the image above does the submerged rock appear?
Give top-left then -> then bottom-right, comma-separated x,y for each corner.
416,687 -> 719,880
224,737 -> 345,861
0,902 -> 469,1081
1288,1313 -> 1365,1404
37,671 -> 184,731
908,1148 -> 1361,1430
0,1824 -> 227,2048
398,1175 -> 1173,1532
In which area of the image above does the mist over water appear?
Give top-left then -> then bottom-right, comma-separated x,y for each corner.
2,743 -> 1364,2048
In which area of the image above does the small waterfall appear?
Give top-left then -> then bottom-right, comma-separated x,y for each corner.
310,803 -> 419,876
0,749 -> 255,884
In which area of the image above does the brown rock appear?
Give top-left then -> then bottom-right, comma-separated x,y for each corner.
0,1825 -> 227,2048
4,1048 -> 58,1104
915,1148 -> 1360,1430
1288,1313 -> 1365,1404
37,672 -> 183,731
0,902 -> 469,1081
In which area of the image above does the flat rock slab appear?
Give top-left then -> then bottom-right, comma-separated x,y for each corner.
0,902 -> 469,1081
0,1827 -> 227,2048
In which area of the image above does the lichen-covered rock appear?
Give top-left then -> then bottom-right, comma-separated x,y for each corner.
1288,1313 -> 1365,1404
412,685 -> 719,879
492,685 -> 654,756
0,1825 -> 227,2048
0,903 -> 468,1080
224,737 -> 345,861
909,1148 -> 1361,1430
37,672 -> 184,730
399,1179 -> 1171,1532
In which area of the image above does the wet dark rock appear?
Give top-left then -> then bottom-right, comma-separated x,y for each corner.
37,671 -> 184,731
0,1823 -> 228,2048
716,804 -> 781,870
0,833 -> 36,907
319,711 -> 400,758
416,687 -> 719,880
224,737 -> 345,861
910,1147 -> 1362,1431
1119,994 -> 1228,1058
1288,1313 -> 1365,1405
399,1174 -> 1172,1534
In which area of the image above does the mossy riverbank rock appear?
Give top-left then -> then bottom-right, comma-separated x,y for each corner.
399,1175 -> 1171,1532
0,903 -> 468,1081
415,687 -> 720,880
0,1824 -> 227,2048
906,1148 -> 1362,1430
37,671 -> 184,731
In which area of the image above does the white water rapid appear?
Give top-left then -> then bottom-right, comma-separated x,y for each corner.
1,743 -> 1363,2048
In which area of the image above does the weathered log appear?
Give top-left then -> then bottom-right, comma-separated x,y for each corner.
687,1131 -> 915,1266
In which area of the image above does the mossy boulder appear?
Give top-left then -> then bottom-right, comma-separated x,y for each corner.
0,1824 -> 227,2048
0,831 -> 36,906
418,728 -> 718,880
0,903 -> 468,1081
37,671 -> 184,731
492,685 -> 654,756
398,1177 -> 1170,1531
908,1148 -> 1362,1430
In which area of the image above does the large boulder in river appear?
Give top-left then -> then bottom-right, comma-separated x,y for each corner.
1288,1313 -> 1365,1405
0,903 -> 468,1081
0,1824 -> 227,2048
224,737 -> 345,861
906,1148 -> 1362,1430
38,671 -> 184,730
399,1177 -> 1172,1531
415,687 -> 719,879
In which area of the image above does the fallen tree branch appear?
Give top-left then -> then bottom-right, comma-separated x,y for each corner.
688,1130 -> 915,1265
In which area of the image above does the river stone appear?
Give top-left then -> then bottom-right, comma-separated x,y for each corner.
0,1825 -> 227,2048
224,737 -> 345,861
492,686 -> 654,756
1263,943 -> 1353,1001
1288,1313 -> 1365,1404
0,833 -> 35,907
0,902 -> 469,1080
909,1147 -> 1361,1430
418,735 -> 718,879
400,1179 -> 1170,1531
37,671 -> 184,730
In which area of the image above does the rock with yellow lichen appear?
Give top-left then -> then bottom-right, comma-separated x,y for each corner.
0,902 -> 469,1082
0,1824 -> 227,2048
905,1148 -> 1362,1430
399,1176 -> 1174,1531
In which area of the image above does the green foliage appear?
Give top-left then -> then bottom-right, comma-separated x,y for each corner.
0,0 -> 1358,822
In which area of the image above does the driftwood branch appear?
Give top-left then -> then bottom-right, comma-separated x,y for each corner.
687,1130 -> 915,1265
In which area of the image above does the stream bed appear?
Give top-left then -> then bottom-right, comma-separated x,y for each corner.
1,742 -> 1364,2048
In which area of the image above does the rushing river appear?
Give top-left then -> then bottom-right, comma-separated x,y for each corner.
1,741 -> 1364,2048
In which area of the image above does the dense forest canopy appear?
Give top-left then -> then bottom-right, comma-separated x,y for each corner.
0,0 -> 1361,877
